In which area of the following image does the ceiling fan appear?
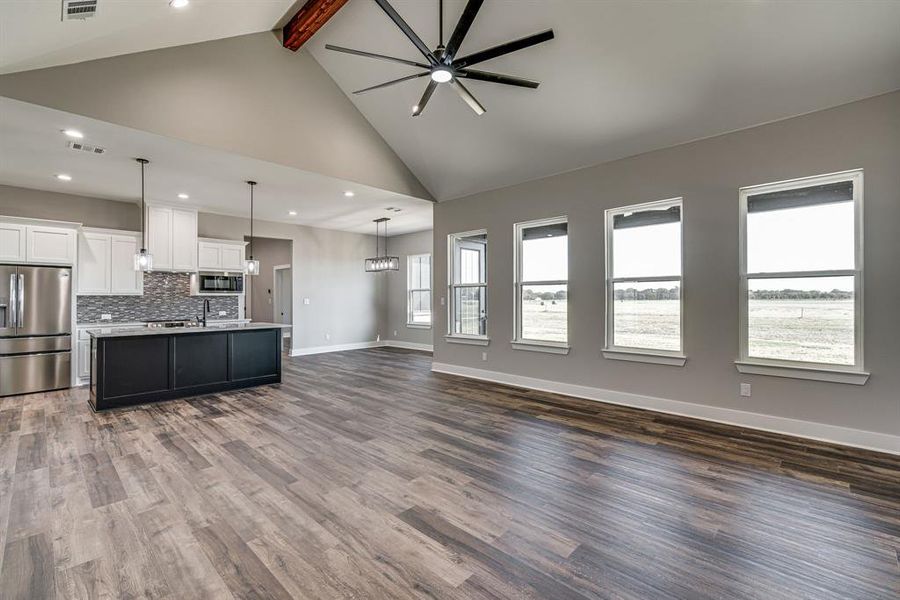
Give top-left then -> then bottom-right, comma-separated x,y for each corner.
325,0 -> 554,116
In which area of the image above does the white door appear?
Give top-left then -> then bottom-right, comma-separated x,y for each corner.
78,233 -> 111,294
220,245 -> 244,271
274,267 -> 292,327
0,223 -> 26,261
110,235 -> 142,295
171,209 -> 198,271
147,206 -> 172,269
26,226 -> 76,264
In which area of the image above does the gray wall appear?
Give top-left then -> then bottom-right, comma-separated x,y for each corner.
433,91 -> 900,438
244,236 -> 293,323
383,230 -> 434,348
0,32 -> 430,200
199,213 -> 384,352
0,184 -> 138,229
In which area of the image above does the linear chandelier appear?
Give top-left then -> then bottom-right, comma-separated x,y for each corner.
365,217 -> 399,272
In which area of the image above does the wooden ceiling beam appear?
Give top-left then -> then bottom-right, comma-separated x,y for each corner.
282,0 -> 351,52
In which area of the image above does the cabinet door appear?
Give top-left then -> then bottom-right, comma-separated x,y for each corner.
198,242 -> 222,270
0,223 -> 27,261
110,235 -> 143,295
171,209 -> 198,271
77,339 -> 91,380
26,226 -> 76,264
77,233 -> 111,294
147,206 -> 173,270
220,245 -> 244,271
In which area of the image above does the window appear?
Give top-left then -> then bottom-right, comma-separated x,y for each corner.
447,230 -> 488,342
604,198 -> 684,364
407,254 -> 431,327
738,170 -> 866,384
513,217 -> 569,352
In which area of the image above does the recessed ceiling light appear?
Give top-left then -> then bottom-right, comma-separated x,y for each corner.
169,0 -> 189,8
288,210 -> 297,216
344,190 -> 355,197
63,129 -> 83,139
177,193 -> 189,200
56,174 -> 72,181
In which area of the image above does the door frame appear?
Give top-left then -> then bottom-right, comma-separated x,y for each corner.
272,264 -> 291,338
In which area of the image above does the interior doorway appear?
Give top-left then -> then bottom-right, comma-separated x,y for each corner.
273,264 -> 292,340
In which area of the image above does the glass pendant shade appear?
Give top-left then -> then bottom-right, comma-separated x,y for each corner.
134,248 -> 153,272
244,257 -> 260,275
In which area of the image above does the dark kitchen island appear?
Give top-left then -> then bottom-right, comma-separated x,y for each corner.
87,322 -> 288,410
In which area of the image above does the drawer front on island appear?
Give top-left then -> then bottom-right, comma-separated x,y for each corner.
90,326 -> 282,410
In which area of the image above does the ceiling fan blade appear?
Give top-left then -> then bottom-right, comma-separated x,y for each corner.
353,72 -> 430,94
372,0 -> 438,65
325,44 -> 431,69
457,69 -> 539,89
412,80 -> 438,117
453,29 -> 554,69
449,79 -> 485,115
444,0 -> 484,62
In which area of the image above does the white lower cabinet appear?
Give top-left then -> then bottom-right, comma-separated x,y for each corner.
77,338 -> 91,381
77,229 -> 143,295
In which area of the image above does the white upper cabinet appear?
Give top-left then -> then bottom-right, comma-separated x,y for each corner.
77,229 -> 143,296
78,232 -> 111,294
198,238 -> 246,272
0,221 -> 76,265
110,234 -> 142,295
146,205 -> 198,271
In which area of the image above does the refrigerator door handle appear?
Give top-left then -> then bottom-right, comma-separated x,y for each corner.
8,273 -> 15,329
17,273 -> 24,328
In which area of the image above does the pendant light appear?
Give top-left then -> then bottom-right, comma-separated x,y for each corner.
244,181 -> 260,275
133,158 -> 153,271
364,217 -> 399,272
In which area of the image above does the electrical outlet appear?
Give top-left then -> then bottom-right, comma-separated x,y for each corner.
440,297 -> 445,306
303,298 -> 310,305
100,314 -> 112,321
740,383 -> 752,397
218,311 -> 226,316
325,333 -> 331,341
393,330 -> 398,336
482,352 -> 488,361
376,334 -> 381,342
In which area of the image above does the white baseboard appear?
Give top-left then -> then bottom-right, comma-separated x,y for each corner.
431,362 -> 900,456
289,341 -> 382,356
289,340 -> 433,357
383,340 -> 434,352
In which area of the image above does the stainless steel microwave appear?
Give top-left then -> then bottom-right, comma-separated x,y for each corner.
190,272 -> 244,295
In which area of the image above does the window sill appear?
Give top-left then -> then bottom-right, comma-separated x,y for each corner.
602,348 -> 687,366
444,335 -> 490,346
735,361 -> 869,385
511,341 -> 570,355
406,323 -> 432,330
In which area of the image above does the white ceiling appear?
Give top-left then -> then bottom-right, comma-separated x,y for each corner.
0,97 -> 433,235
307,0 -> 900,200
0,0 -> 295,75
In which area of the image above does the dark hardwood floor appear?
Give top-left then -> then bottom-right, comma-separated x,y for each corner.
0,347 -> 897,599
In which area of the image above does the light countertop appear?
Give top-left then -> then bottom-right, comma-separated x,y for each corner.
86,322 -> 289,338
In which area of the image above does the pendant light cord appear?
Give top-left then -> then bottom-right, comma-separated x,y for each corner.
439,0 -> 443,47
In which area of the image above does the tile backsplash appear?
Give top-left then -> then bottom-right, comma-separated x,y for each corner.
77,272 -> 240,323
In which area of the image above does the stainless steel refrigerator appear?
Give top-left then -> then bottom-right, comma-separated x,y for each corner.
0,265 -> 71,397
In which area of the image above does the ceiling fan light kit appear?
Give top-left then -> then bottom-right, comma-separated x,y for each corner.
326,0 -> 553,117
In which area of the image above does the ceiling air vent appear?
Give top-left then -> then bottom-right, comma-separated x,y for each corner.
61,0 -> 98,21
67,141 -> 106,155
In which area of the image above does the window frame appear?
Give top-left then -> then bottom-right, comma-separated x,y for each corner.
512,216 -> 570,354
736,169 -> 867,384
603,197 -> 686,366
446,229 -> 489,345
406,253 -> 432,329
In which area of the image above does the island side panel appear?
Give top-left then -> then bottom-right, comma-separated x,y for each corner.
231,329 -> 281,383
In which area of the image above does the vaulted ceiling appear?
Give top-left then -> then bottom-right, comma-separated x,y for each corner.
306,0 -> 900,200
